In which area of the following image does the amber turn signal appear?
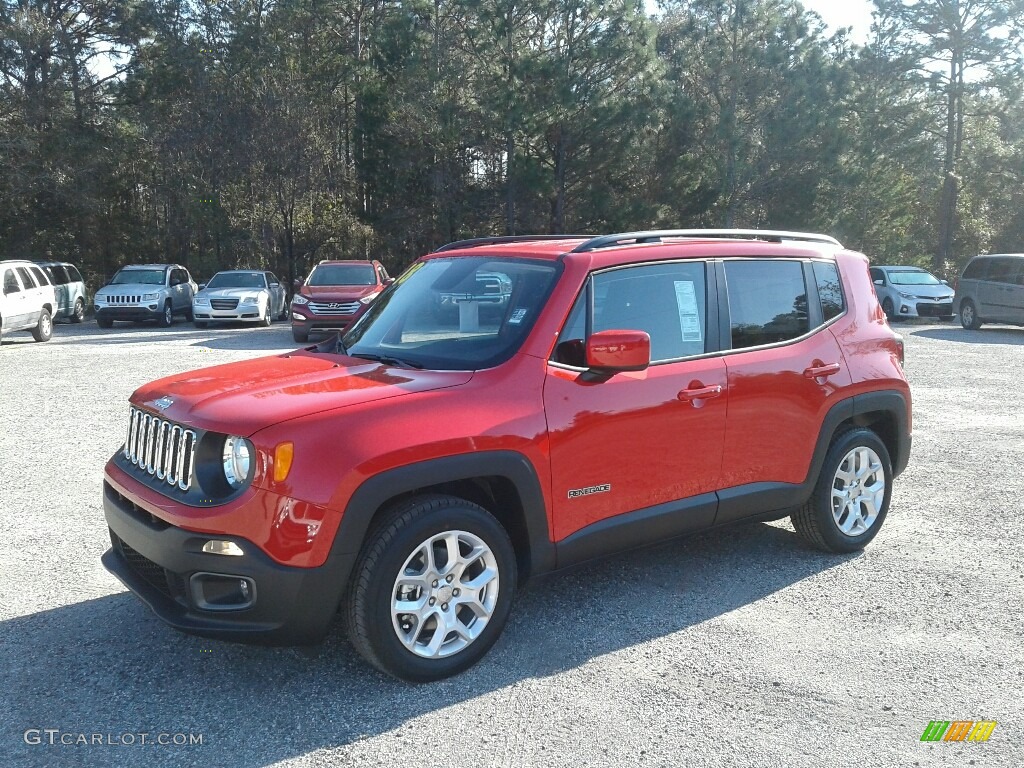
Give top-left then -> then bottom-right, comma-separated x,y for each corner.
273,442 -> 294,483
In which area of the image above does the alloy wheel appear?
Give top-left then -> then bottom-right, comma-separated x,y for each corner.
831,446 -> 885,536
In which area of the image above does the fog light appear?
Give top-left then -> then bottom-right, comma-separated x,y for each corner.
202,540 -> 244,557
292,312 -> 304,320
190,573 -> 256,611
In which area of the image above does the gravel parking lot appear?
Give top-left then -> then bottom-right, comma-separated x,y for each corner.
1,319 -> 1022,767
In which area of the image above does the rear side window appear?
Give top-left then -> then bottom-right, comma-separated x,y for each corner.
16,267 -> 36,288
986,257 -> 1019,284
29,265 -> 49,286
725,260 -> 809,349
962,258 -> 987,280
813,262 -> 845,321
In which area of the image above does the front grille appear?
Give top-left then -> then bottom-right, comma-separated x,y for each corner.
210,298 -> 239,310
108,294 -> 142,305
308,300 -> 359,316
114,534 -> 187,603
124,407 -> 196,491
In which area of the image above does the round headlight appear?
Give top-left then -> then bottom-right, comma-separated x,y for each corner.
222,436 -> 253,488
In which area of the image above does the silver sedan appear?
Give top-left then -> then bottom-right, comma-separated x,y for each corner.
192,270 -> 288,327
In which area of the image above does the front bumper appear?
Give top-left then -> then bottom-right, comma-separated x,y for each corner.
95,305 -> 163,321
193,305 -> 263,322
102,480 -> 355,645
894,298 -> 954,318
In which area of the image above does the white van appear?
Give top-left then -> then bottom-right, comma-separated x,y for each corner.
0,260 -> 57,342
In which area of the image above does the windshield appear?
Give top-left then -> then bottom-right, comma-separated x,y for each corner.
343,257 -> 561,370
206,272 -> 266,290
888,270 -> 940,286
308,264 -> 376,286
111,268 -> 165,285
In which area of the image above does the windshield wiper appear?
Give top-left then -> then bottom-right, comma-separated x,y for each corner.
350,352 -> 424,369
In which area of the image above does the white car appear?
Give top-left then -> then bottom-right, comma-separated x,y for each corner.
870,265 -> 954,321
192,270 -> 288,327
0,260 -> 57,343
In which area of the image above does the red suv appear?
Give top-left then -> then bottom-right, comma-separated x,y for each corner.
290,259 -> 391,342
101,230 -> 911,681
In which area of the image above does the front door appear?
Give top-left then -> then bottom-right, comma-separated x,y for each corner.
544,260 -> 727,542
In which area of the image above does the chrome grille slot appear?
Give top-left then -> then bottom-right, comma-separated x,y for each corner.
308,300 -> 360,316
210,298 -> 239,310
124,407 -> 196,492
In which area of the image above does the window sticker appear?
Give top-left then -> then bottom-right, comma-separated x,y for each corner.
673,281 -> 703,343
509,307 -> 528,325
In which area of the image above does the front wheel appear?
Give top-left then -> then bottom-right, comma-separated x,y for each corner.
261,305 -> 272,327
791,428 -> 892,553
347,495 -> 517,682
70,297 -> 85,323
881,297 -> 895,320
158,301 -> 173,327
292,327 -> 308,343
959,300 -> 982,330
97,316 -> 113,329
31,310 -> 53,342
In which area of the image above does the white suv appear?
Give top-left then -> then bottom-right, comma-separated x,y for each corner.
0,260 -> 57,343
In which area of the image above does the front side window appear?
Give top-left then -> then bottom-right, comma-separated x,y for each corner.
44,265 -> 69,284
67,265 -> 83,283
725,260 -> 809,349
961,258 -> 987,280
111,268 -> 165,285
308,263 -> 376,287
3,269 -> 20,294
29,265 -> 49,286
344,257 -> 560,370
552,262 -> 708,366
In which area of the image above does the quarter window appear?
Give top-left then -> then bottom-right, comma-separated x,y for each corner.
813,262 -> 845,322
725,260 -> 809,349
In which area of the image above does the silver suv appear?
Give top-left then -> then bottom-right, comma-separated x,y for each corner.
94,264 -> 197,328
0,260 -> 57,343
953,254 -> 1024,329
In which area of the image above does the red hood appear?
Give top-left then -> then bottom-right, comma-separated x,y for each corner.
302,285 -> 380,301
130,351 -> 472,436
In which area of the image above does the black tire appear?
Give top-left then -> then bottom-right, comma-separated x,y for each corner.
70,297 -> 85,323
791,427 -> 893,553
959,299 -> 982,330
292,328 -> 309,343
261,306 -> 272,327
97,316 -> 113,329
158,301 -> 173,327
194,320 -> 208,329
185,306 -> 194,322
347,494 -> 517,682
881,298 -> 897,321
31,309 -> 53,342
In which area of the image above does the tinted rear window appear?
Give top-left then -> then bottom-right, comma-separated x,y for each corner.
725,260 -> 809,349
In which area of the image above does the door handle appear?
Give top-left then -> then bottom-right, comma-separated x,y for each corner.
804,362 -> 841,379
677,384 -> 723,402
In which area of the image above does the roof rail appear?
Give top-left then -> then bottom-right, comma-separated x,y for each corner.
433,235 -> 592,253
569,229 -> 841,252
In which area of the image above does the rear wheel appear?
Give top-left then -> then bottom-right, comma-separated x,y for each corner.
31,310 -> 52,342
791,428 -> 892,553
158,301 -> 173,327
70,297 -> 85,323
347,495 -> 516,682
959,300 -> 982,330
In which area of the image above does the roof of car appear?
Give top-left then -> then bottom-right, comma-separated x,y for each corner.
120,264 -> 180,269
423,230 -> 844,266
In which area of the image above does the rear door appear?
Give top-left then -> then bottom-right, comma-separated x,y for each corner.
716,258 -> 853,521
543,259 -> 727,542
978,257 -> 1018,321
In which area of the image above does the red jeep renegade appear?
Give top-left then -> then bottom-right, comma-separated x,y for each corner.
102,230 -> 911,681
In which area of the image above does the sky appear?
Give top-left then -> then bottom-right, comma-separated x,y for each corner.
800,0 -> 875,44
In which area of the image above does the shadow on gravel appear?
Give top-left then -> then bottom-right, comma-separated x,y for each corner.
1,522 -> 851,768
909,326 -> 1024,345
191,327 -> 296,351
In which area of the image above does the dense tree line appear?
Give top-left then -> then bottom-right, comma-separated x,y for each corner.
2,0 -> 1022,286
